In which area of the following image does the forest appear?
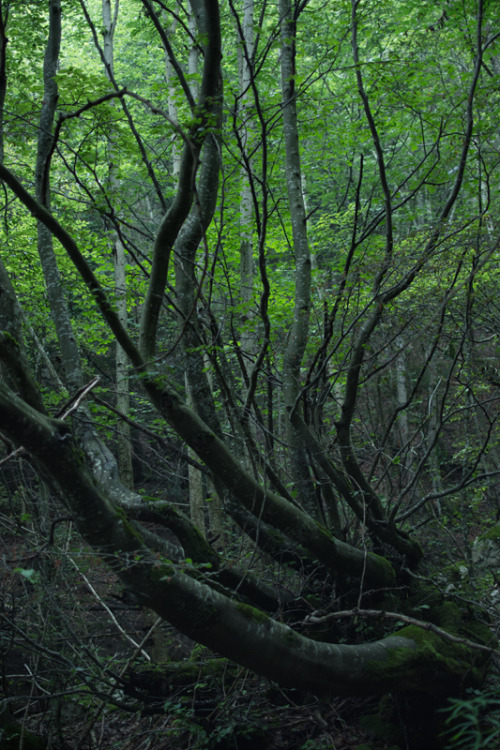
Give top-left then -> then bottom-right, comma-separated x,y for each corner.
0,0 -> 499,747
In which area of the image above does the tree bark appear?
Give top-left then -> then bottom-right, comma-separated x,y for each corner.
102,0 -> 134,486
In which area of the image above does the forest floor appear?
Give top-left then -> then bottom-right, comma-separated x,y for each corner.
2,544 -> 411,750
2,513 -> 498,750
30,687 -> 405,750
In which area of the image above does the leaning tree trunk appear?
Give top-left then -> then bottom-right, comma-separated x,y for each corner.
0,377 -> 492,698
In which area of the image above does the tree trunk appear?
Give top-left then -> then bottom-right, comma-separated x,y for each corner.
102,0 -> 134,486
279,0 -> 318,517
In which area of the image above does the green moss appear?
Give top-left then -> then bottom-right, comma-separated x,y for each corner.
429,602 -> 462,634
315,521 -> 397,585
463,616 -> 496,646
478,525 -> 500,541
365,607 -> 494,695
395,624 -> 455,652
280,627 -> 301,646
370,552 -> 396,585
428,601 -> 495,672
236,602 -> 270,624
114,506 -> 144,544
190,643 -> 210,660
365,625 -> 477,693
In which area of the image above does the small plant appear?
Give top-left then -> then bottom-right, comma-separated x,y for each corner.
300,737 -> 333,750
439,688 -> 500,749
163,697 -> 208,749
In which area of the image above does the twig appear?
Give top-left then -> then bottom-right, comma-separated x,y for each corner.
303,607 -> 498,656
0,377 -> 100,465
55,376 -> 100,419
73,588 -> 162,750
67,556 -> 151,662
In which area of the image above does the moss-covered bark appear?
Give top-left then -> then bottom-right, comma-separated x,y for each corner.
0,381 -> 490,699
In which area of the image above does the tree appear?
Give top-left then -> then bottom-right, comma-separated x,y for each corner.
0,0 -> 499,740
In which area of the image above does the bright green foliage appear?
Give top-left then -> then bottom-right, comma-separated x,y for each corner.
440,688 -> 500,750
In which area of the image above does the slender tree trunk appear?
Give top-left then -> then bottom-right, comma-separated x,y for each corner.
427,356 -> 443,513
395,337 -> 411,480
279,0 -> 317,516
102,0 -> 134,486
188,0 -> 199,98
35,0 -> 82,395
238,0 -> 254,357
0,1 -> 9,166
164,4 -> 207,532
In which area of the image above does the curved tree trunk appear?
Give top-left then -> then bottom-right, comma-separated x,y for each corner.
0,378 -> 490,698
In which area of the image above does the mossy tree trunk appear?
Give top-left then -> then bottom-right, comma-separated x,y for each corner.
0,366 -> 491,697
